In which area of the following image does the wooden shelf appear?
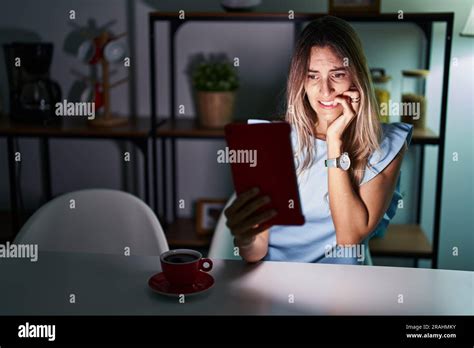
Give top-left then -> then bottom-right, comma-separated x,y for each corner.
165,218 -> 212,248
411,127 -> 439,145
369,224 -> 432,258
156,118 -> 440,144
0,117 -> 151,138
156,119 -> 225,138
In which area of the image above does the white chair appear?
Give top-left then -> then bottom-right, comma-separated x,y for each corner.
209,193 -> 374,265
14,189 -> 169,256
208,193 -> 239,260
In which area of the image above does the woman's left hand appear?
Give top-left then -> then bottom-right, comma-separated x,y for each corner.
326,87 -> 360,142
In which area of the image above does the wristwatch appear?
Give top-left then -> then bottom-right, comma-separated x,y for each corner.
325,152 -> 351,171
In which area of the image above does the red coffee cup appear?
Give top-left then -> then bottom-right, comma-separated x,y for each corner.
160,249 -> 213,286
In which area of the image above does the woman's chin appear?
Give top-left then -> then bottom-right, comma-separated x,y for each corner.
316,109 -> 342,122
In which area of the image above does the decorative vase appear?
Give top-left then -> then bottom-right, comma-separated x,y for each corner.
196,91 -> 235,128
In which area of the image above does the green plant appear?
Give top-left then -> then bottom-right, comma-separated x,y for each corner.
192,59 -> 239,92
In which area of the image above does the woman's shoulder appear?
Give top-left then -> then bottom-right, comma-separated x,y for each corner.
359,122 -> 414,186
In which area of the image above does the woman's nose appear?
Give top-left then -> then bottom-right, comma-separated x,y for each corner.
320,79 -> 334,97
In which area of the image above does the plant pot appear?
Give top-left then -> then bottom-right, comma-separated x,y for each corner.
195,91 -> 235,128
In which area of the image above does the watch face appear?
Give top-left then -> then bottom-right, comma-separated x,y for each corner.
339,153 -> 351,171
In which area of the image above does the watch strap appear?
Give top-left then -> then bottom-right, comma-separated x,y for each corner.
325,158 -> 338,168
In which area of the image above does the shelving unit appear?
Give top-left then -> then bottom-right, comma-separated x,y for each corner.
149,12 -> 453,267
0,117 -> 154,235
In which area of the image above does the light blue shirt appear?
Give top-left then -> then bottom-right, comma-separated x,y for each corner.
249,119 -> 414,264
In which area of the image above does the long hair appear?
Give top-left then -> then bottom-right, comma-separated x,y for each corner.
285,16 -> 382,186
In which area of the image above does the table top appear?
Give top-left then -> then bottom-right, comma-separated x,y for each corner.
0,252 -> 472,315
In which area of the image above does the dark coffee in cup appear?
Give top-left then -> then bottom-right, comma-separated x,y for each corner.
164,253 -> 199,264
160,249 -> 213,287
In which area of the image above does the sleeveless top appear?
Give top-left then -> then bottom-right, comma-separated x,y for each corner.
248,119 -> 414,264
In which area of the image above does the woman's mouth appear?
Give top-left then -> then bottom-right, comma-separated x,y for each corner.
318,100 -> 338,109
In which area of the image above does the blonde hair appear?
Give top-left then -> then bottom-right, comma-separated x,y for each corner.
285,16 -> 382,186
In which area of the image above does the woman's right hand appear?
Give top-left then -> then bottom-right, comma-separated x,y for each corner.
224,187 -> 277,248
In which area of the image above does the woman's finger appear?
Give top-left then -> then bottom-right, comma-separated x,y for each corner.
227,195 -> 271,229
334,96 -> 355,122
224,187 -> 260,218
341,90 -> 361,112
232,209 -> 277,236
341,90 -> 359,100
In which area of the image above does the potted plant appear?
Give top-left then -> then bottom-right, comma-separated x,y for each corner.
192,57 -> 239,128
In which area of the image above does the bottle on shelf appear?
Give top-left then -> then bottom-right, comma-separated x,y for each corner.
371,68 -> 392,124
401,69 -> 429,129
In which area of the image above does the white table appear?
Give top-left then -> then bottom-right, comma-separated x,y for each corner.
0,251 -> 472,315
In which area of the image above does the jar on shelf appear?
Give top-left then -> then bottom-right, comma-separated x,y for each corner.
371,68 -> 392,123
401,69 -> 429,129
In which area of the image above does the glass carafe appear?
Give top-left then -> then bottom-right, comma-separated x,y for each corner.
401,69 -> 429,129
371,68 -> 392,123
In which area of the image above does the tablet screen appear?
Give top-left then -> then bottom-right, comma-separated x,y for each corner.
224,121 -> 305,226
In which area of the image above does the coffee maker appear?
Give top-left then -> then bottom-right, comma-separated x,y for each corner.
3,42 -> 62,124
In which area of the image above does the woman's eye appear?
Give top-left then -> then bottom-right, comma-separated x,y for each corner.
308,74 -> 318,80
332,73 -> 346,79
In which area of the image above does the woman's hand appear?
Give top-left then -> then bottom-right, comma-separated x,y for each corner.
327,87 -> 360,142
224,187 -> 276,248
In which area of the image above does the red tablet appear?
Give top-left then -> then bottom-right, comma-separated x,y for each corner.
224,121 -> 305,226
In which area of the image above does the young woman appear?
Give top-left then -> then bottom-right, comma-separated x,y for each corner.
224,16 -> 413,264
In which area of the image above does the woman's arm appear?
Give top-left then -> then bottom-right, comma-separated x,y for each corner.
224,188 -> 275,263
327,138 -> 406,245
235,229 -> 270,263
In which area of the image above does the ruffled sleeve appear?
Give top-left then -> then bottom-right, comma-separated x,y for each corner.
359,122 -> 414,186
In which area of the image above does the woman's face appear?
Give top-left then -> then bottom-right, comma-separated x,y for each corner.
304,45 -> 353,123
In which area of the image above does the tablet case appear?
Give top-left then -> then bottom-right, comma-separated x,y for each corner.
224,122 -> 305,226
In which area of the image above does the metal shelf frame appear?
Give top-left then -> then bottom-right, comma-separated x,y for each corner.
149,12 -> 453,268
